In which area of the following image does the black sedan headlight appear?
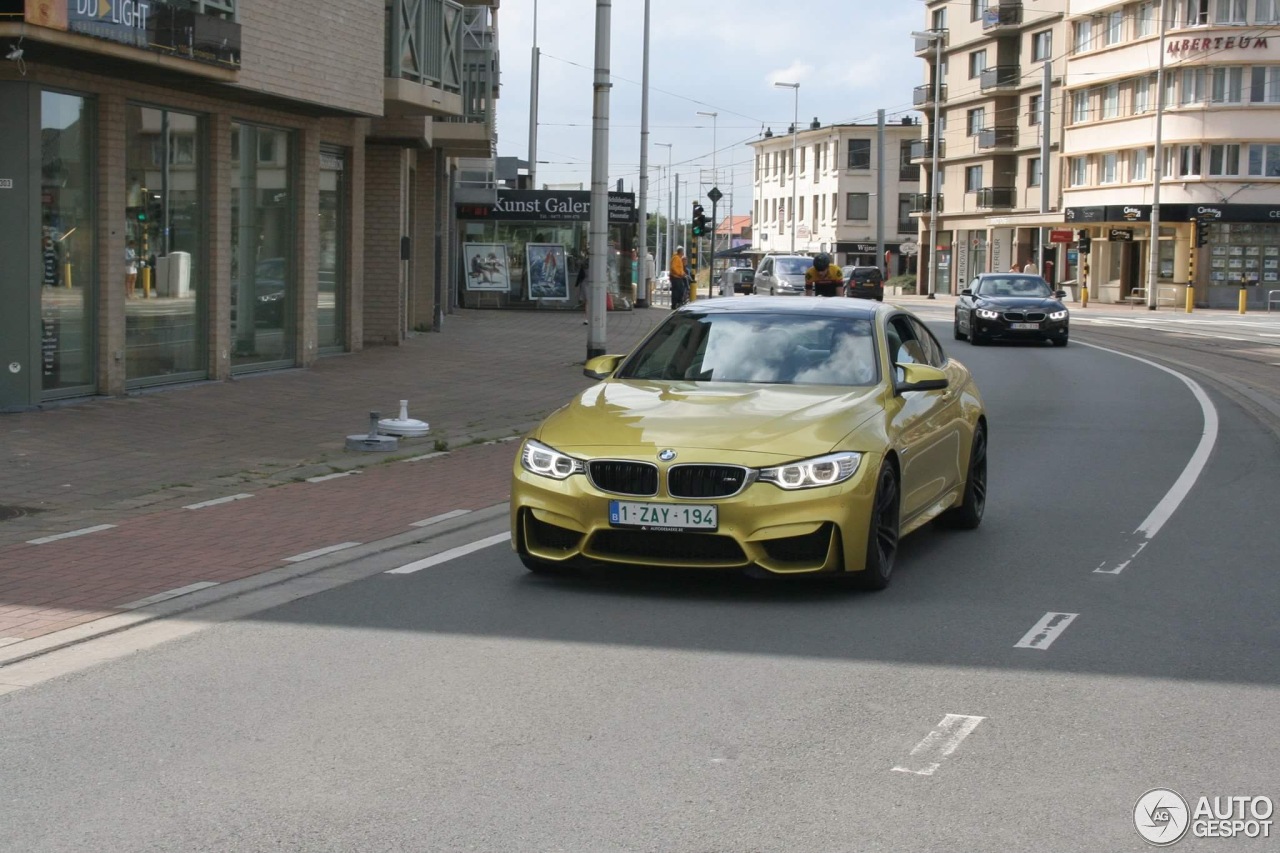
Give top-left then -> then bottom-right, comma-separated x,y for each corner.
975,308 -> 1000,320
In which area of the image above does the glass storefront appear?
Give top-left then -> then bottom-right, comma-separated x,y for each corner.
40,91 -> 96,398
461,220 -> 617,304
318,147 -> 346,351
125,105 -> 206,386
230,122 -> 294,371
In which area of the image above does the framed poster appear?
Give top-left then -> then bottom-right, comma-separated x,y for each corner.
463,244 -> 509,291
526,243 -> 569,300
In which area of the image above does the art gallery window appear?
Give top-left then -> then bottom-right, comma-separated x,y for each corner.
40,90 -> 96,399
124,105 -> 207,387
230,121 -> 294,372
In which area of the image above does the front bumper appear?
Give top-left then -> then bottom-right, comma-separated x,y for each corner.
510,452 -> 881,576
974,316 -> 1068,341
845,285 -> 884,300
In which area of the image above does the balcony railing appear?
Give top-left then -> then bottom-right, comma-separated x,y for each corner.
908,139 -> 946,162
897,220 -> 916,234
977,126 -> 1018,149
977,187 -> 1016,208
981,2 -> 1023,30
914,29 -> 948,54
912,83 -> 948,106
899,164 -> 921,182
909,194 -> 943,214
387,0 -> 464,92
457,6 -> 497,123
979,65 -> 1022,91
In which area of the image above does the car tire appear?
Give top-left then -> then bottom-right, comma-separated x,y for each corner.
938,423 -> 987,530
1051,336 -> 1069,347
855,462 -> 900,591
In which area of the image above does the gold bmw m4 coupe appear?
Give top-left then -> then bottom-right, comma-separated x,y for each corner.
511,297 -> 987,589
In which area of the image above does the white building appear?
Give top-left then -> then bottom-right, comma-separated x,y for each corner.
749,119 -> 923,273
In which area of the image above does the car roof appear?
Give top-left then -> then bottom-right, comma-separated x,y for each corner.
676,295 -> 880,320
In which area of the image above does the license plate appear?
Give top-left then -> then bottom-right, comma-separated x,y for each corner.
1010,322 -> 1040,330
609,500 -> 718,531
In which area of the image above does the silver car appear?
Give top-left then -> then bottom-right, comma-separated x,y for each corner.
755,254 -> 811,296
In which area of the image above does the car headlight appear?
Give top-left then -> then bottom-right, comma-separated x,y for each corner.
758,452 -> 862,490
975,308 -> 1000,320
1049,309 -> 1068,320
520,439 -> 584,480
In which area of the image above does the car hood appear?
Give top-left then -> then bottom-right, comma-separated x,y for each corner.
535,380 -> 882,460
976,296 -> 1065,311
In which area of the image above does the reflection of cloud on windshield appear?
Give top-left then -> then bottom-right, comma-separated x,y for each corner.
703,319 -> 875,386
706,325 -> 792,382
793,330 -> 876,386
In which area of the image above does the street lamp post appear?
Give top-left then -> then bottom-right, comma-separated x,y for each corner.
774,82 -> 799,254
911,29 -> 944,300
656,142 -> 672,277
696,110 -> 718,296
1145,0 -> 1170,311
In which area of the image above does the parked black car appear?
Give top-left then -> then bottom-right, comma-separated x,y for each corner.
954,273 -> 1070,347
843,265 -> 884,301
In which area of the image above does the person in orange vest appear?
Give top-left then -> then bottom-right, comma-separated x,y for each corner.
669,246 -> 689,309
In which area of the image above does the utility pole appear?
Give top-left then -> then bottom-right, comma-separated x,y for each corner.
635,0 -> 652,308
1039,60 -> 1051,276
528,0 -> 539,189
876,109 -> 885,278
774,82 -> 799,253
1146,0 -> 1170,310
586,0 -> 612,359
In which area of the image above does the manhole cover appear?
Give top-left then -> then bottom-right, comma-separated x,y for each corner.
0,505 -> 46,522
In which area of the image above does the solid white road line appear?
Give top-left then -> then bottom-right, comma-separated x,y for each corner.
282,542 -> 362,563
183,493 -> 254,510
1014,612 -> 1079,650
1079,342 -> 1220,574
385,532 -> 510,575
26,524 -> 117,545
410,509 -> 472,527
892,714 -> 986,776
119,582 -> 220,610
305,472 -> 359,483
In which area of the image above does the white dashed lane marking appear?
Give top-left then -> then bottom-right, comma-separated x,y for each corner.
385,533 -> 510,575
1014,612 -> 1079,650
282,542 -> 362,563
892,714 -> 986,777
26,524 -> 117,545
183,493 -> 254,510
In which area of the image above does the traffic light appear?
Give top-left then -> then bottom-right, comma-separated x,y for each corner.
1076,229 -> 1091,254
1195,217 -> 1210,248
692,203 -> 708,237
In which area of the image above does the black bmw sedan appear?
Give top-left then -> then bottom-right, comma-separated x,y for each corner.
954,273 -> 1070,347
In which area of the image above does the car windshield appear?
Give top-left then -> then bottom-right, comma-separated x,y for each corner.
975,276 -> 1052,298
617,312 -> 879,386
774,257 -> 811,275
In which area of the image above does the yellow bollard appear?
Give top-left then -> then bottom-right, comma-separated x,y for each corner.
1185,286 -> 1194,313
142,265 -> 152,299
63,263 -> 72,289
1081,285 -> 1089,308
1239,287 -> 1248,314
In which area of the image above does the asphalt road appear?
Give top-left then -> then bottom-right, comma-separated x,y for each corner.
2,319 -> 1278,852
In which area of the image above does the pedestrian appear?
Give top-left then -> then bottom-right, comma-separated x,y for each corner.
669,245 -> 689,309
1023,260 -> 1040,275
125,240 -> 139,297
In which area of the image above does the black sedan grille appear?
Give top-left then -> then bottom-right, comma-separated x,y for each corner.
588,460 -> 658,496
667,464 -> 751,499
1002,311 -> 1047,322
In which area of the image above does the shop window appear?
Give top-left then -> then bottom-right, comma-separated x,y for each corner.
125,105 -> 206,386
230,122 -> 294,371
318,147 -> 347,352
39,91 -> 96,397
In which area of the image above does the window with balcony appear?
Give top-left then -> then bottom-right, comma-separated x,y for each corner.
1072,90 -> 1090,123
965,165 -> 984,192
1214,0 -> 1247,23
1103,83 -> 1120,118
1212,67 -> 1245,103
1101,152 -> 1118,183
1210,143 -> 1242,175
1069,157 -> 1088,186
1032,30 -> 1052,61
1074,18 -> 1093,53
968,50 -> 987,79
846,192 -> 869,220
1028,156 -> 1042,187
1247,143 -> 1280,175
847,139 -> 871,170
932,7 -> 947,29
897,194 -> 915,232
967,107 -> 986,137
1250,66 -> 1280,102
1136,2 -> 1157,36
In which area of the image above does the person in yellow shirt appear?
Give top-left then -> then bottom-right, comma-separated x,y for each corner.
804,253 -> 843,297
669,246 -> 690,309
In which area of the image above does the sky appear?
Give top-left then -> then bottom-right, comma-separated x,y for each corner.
495,0 -> 926,223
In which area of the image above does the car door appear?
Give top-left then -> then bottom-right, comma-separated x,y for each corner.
957,277 -> 978,334
757,258 -> 774,295
884,314 -> 960,520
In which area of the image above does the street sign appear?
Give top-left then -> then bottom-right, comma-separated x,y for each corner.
1050,229 -> 1074,243
797,225 -> 811,239
707,186 -> 722,203
899,241 -> 919,256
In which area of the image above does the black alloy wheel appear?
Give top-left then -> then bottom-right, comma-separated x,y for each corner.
856,464 -> 901,590
939,423 -> 987,530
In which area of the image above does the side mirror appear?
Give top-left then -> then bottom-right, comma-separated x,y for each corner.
583,354 -> 624,380
895,362 -> 949,395
960,288 -> 974,297
1055,290 -> 1067,299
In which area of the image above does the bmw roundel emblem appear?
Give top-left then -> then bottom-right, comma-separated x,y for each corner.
658,449 -> 677,462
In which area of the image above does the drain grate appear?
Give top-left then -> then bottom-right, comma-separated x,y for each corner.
0,505 -> 47,522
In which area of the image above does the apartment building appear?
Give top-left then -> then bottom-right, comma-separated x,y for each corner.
750,119 -> 922,273
913,0 -> 1067,292
0,0 -> 498,411
1064,0 -> 1280,308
